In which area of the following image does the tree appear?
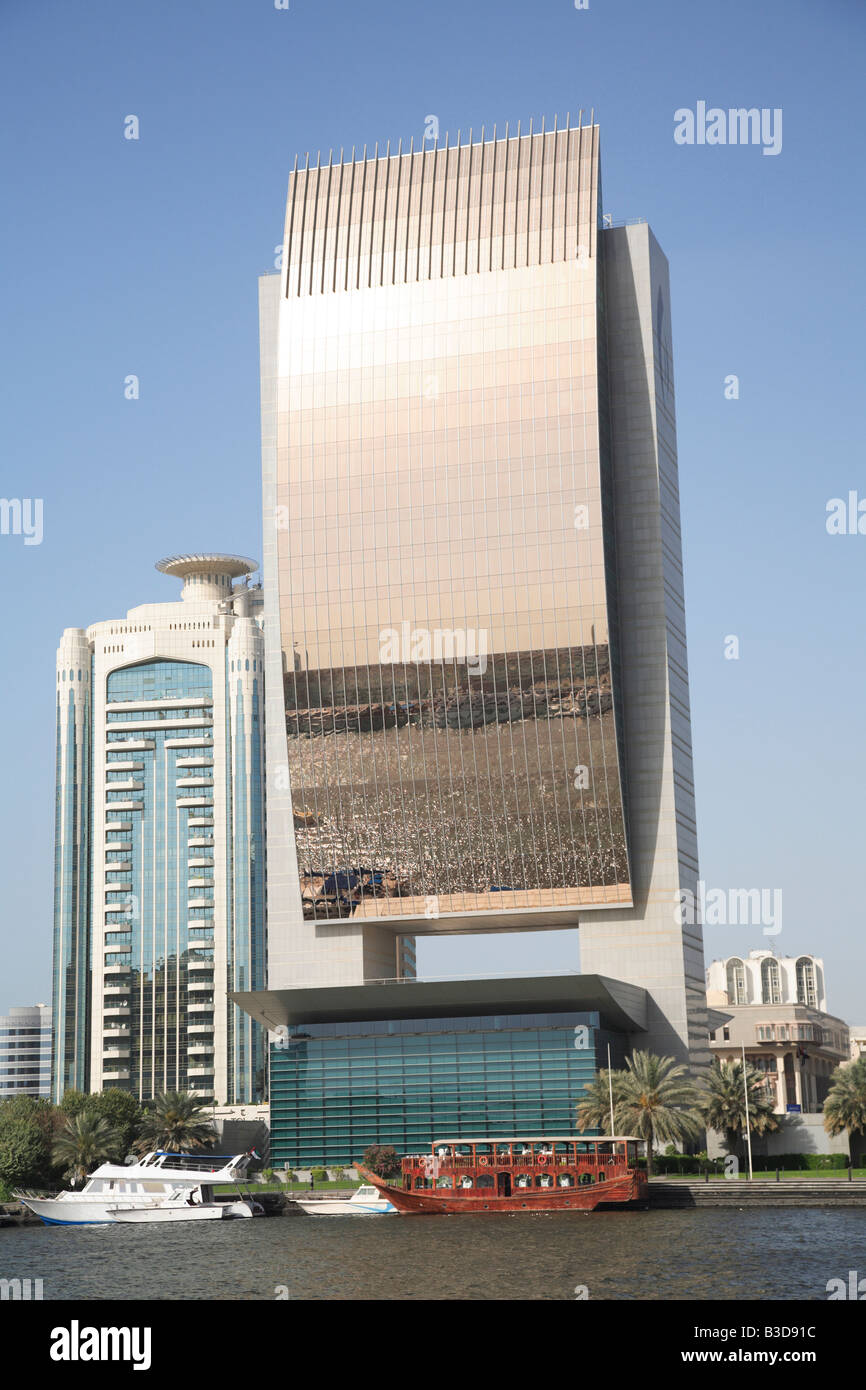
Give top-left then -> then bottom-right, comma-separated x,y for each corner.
577,1054 -> 703,1178
611,1051 -> 704,1178
361,1144 -> 400,1178
86,1090 -> 142,1157
699,1058 -> 779,1161
0,1117 -> 51,1192
134,1091 -> 217,1154
52,1112 -> 124,1187
823,1058 -> 866,1162
575,1070 -> 626,1135
59,1089 -> 89,1118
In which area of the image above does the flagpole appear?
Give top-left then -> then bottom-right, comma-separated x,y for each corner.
607,1044 -> 616,1137
741,1043 -> 754,1181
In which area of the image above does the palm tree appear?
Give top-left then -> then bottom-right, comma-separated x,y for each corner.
575,1070 -> 626,1135
823,1058 -> 866,1163
699,1058 -> 779,1161
134,1091 -> 217,1154
53,1112 -> 124,1187
611,1051 -> 704,1177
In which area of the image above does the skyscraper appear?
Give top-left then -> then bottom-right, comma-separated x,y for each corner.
52,555 -> 267,1102
0,1004 -> 52,1098
258,119 -> 705,1062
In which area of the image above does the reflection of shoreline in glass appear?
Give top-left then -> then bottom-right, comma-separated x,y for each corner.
286,645 -> 629,921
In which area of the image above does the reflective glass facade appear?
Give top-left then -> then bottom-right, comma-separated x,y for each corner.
53,637 -> 91,1094
272,122 -> 630,935
103,660 -> 216,1095
270,1009 -> 624,1165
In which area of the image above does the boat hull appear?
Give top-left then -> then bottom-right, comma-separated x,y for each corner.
294,1198 -> 396,1215
109,1204 -> 227,1223
355,1166 -> 645,1214
18,1197 -> 151,1226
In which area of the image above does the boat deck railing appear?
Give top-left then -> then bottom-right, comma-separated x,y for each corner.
403,1154 -> 630,1172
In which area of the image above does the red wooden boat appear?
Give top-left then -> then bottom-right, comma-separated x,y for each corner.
356,1136 -> 648,1214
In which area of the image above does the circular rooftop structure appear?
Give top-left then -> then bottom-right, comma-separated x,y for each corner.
155,553 -> 258,581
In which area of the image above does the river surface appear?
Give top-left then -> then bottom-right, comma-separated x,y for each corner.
3,1208 -> 865,1300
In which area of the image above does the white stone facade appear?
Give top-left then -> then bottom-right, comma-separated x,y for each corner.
53,556 -> 266,1103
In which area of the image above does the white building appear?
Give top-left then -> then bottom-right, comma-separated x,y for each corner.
52,555 -> 266,1105
0,1004 -> 52,1098
706,950 -> 827,1013
706,950 -> 849,1117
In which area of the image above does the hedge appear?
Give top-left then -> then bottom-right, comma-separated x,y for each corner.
639,1152 -> 865,1174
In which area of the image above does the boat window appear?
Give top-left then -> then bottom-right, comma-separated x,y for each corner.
414,1177 -> 428,1189
357,1187 -> 377,1198
460,1176 -> 473,1188
515,1173 -> 532,1188
476,1175 -> 494,1190
558,1174 -> 573,1187
435,1176 -> 453,1189
535,1173 -> 553,1187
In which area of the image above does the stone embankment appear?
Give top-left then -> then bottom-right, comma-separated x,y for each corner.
0,1201 -> 40,1227
648,1179 -> 866,1208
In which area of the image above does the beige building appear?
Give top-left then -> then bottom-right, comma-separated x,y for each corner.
706,950 -> 849,1115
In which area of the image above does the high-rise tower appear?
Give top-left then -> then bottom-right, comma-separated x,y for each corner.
52,555 -> 267,1101
258,120 -> 706,1063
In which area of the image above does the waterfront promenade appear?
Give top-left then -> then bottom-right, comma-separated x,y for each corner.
648,1177 -> 866,1207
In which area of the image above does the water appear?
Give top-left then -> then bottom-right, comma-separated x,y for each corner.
3,1208 -> 866,1300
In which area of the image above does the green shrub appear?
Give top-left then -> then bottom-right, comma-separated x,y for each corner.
0,1118 -> 51,1190
310,1166 -> 329,1183
751,1153 -> 848,1172
651,1154 -> 703,1174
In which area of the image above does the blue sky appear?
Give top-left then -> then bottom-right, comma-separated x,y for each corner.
1,0 -> 864,1022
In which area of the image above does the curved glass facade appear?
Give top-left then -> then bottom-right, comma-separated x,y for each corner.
270,1010 -> 623,1166
104,660 -> 214,1094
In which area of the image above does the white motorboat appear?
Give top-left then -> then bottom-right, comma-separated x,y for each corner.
15,1151 -> 254,1226
294,1184 -> 397,1215
108,1189 -> 257,1223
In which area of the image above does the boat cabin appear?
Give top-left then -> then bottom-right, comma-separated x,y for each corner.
402,1136 -> 644,1195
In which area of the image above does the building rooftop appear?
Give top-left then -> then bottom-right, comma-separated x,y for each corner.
155,553 -> 258,581
232,972 -> 649,1033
